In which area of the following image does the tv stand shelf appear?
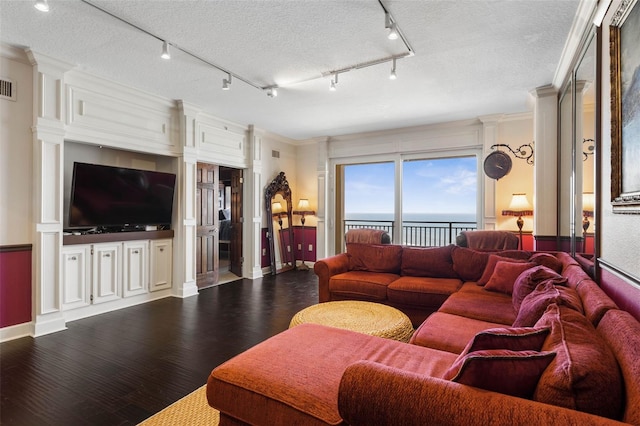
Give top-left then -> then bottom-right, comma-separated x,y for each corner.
63,230 -> 174,245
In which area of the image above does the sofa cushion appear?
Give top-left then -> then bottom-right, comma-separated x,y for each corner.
410,312 -> 506,354
438,288 -> 516,325
575,279 -> 618,326
329,271 -> 398,301
347,243 -> 402,273
484,261 -> 536,295
442,349 -> 556,399
387,276 -> 462,306
400,245 -> 457,278
512,265 -> 567,312
477,255 -> 528,286
451,246 -> 531,282
529,252 -> 563,273
462,326 -> 550,353
534,304 -> 623,419
513,281 -> 583,327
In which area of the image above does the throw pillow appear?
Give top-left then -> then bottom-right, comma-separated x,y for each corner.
347,243 -> 402,273
451,247 -> 531,282
484,261 -> 536,295
534,304 -> 623,419
461,327 -> 551,354
529,253 -> 563,273
477,255 -> 528,286
513,280 -> 583,327
512,265 -> 568,312
400,245 -> 457,278
442,349 -> 556,399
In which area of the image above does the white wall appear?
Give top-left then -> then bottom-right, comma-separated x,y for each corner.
0,46 -> 33,245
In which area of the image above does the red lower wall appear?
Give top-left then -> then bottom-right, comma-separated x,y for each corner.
0,245 -> 32,328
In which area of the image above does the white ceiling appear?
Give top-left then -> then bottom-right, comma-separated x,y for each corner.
1,0 -> 580,140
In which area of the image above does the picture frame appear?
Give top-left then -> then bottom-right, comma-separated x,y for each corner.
610,0 -> 640,213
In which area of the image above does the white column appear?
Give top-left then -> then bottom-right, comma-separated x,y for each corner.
531,85 -> 559,246
315,137 -> 329,258
174,101 -> 199,297
26,50 -> 73,336
247,125 -> 264,279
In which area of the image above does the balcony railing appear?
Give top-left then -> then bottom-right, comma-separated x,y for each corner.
345,219 -> 477,247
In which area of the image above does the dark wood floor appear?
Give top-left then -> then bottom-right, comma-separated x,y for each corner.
0,269 -> 319,425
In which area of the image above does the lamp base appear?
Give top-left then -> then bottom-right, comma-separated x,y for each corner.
297,262 -> 310,271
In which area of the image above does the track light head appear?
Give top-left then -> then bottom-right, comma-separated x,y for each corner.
389,58 -> 397,80
161,41 -> 171,60
329,74 -> 338,91
266,87 -> 278,98
34,0 -> 49,12
222,74 -> 232,90
388,22 -> 399,40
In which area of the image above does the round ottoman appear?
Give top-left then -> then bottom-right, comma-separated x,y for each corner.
289,300 -> 414,342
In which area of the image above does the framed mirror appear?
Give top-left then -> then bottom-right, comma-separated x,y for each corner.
265,172 -> 296,275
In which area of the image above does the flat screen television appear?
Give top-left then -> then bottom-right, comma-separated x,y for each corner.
69,162 -> 176,230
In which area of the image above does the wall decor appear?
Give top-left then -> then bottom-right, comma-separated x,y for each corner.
610,0 -> 640,213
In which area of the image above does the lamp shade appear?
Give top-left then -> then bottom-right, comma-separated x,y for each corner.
297,199 -> 310,210
272,202 -> 283,213
583,192 -> 595,216
502,193 -> 533,216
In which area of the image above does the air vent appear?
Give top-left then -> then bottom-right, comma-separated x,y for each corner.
271,150 -> 280,158
0,78 -> 16,101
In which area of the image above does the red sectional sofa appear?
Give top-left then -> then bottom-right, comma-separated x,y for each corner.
207,244 -> 640,425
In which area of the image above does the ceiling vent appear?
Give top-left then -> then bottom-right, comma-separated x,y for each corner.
0,78 -> 16,101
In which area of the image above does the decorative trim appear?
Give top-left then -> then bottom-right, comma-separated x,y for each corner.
490,142 -> 535,165
599,258 -> 640,288
0,244 -> 32,253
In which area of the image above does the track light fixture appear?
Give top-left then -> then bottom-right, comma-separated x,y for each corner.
34,0 -> 49,12
385,12 -> 399,40
161,41 -> 171,60
222,73 -> 232,90
266,87 -> 278,98
389,58 -> 397,80
330,73 -> 338,91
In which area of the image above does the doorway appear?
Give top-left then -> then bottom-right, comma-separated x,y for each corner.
196,163 -> 243,289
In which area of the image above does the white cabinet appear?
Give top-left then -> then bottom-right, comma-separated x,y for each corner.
122,241 -> 148,297
61,245 -> 91,310
92,242 -> 122,304
150,239 -> 172,292
61,236 -> 172,313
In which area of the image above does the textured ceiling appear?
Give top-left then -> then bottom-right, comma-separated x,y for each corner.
0,0 -> 580,140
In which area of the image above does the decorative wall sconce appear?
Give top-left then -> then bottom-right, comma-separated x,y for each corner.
583,138 -> 595,161
293,199 -> 316,271
502,193 -> 533,250
490,142 -> 535,165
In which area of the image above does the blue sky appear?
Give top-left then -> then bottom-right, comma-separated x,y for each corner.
344,157 -> 477,215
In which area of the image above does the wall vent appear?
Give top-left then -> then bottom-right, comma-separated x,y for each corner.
0,78 -> 16,101
271,150 -> 280,158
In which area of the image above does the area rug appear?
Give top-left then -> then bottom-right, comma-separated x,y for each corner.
138,385 -> 219,426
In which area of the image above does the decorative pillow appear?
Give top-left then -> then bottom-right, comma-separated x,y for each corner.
484,261 -> 536,295
513,280 -> 583,327
401,245 -> 457,278
347,243 -> 402,273
442,349 -> 556,399
529,253 -> 563,273
512,265 -> 568,312
534,304 -> 623,419
451,247 -> 531,282
461,327 -> 551,354
477,255 -> 528,286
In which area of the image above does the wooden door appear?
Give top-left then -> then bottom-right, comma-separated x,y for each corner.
196,163 -> 219,288
230,169 -> 243,276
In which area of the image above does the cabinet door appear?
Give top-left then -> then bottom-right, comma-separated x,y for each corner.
122,241 -> 148,297
92,243 -> 122,304
62,245 -> 91,310
150,239 -> 172,292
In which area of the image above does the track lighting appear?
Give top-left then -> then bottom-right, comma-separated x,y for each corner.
330,74 -> 338,91
385,12 -> 399,40
222,73 -> 232,90
161,41 -> 170,60
266,87 -> 278,98
390,58 -> 397,80
34,0 -> 49,12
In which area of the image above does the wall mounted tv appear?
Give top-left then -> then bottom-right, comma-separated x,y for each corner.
69,162 -> 176,231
